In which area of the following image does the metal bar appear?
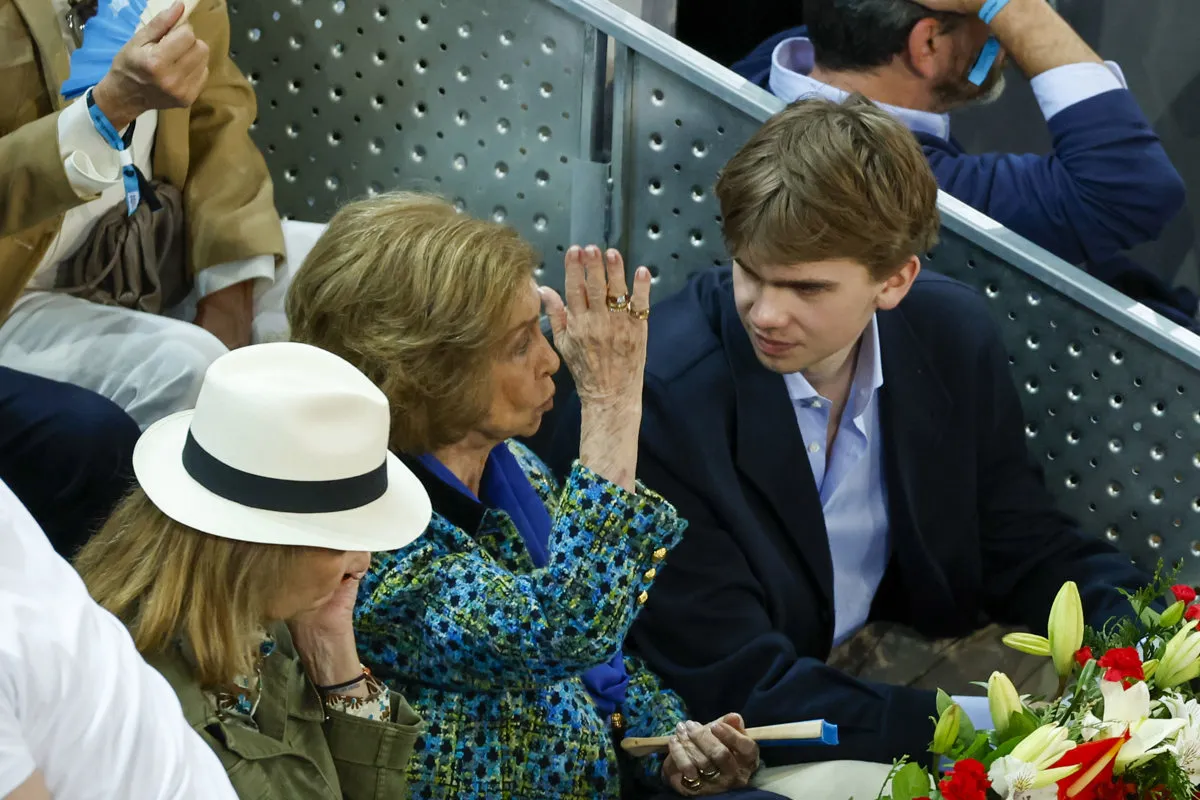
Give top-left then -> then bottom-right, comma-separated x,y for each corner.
607,42 -> 633,255
937,193 -> 1200,370
545,0 -> 783,122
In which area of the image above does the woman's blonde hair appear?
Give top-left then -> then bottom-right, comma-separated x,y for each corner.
286,191 -> 539,454
75,488 -> 309,688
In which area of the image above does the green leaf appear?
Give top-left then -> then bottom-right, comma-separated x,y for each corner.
1005,709 -> 1039,741
889,762 -> 932,800
955,708 -> 976,748
1140,606 -> 1162,628
981,735 -> 1024,769
960,731 -> 991,762
936,689 -> 953,716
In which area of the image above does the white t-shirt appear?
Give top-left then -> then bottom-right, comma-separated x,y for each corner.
0,480 -> 237,799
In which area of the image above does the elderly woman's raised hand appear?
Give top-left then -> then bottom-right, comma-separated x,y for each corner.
539,245 -> 651,406
662,714 -> 760,796
539,245 -> 652,492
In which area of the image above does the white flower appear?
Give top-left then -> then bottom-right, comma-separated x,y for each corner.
1162,693 -> 1200,728
1079,712 -> 1107,741
1168,728 -> 1200,784
1101,679 -> 1151,724
1011,724 -> 1075,769
988,756 -> 1075,800
1100,680 -> 1187,771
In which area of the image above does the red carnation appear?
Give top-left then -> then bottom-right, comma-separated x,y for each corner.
1187,604 -> 1200,622
937,758 -> 990,800
1075,646 -> 1094,667
1096,647 -> 1144,685
1173,584 -> 1197,604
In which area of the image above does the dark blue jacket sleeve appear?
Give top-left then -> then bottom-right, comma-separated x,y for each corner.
924,88 -> 1185,267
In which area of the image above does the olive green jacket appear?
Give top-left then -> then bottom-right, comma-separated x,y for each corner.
148,624 -> 422,799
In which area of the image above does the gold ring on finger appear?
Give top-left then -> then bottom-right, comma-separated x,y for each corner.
680,775 -> 703,791
628,306 -> 649,321
606,294 -> 630,311
698,767 -> 721,781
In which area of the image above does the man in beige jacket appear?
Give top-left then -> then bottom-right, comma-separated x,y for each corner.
0,0 -> 322,429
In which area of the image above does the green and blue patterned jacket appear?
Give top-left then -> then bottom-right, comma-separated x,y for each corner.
355,441 -> 689,799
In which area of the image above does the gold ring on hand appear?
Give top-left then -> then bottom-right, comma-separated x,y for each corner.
680,775 -> 703,791
698,767 -> 721,781
628,306 -> 649,321
606,294 -> 630,312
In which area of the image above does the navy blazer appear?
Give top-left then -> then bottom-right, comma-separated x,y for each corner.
531,268 -> 1150,767
731,29 -> 1193,327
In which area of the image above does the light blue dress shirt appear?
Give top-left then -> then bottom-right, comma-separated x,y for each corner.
783,316 -> 888,647
786,318 -> 997,723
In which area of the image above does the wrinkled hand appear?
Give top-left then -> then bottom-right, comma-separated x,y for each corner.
663,714 -> 760,796
194,281 -> 253,350
538,245 -> 651,408
287,573 -> 366,694
92,1 -> 209,130
912,0 -> 986,14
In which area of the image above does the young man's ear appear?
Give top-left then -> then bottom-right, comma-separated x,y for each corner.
876,255 -> 921,311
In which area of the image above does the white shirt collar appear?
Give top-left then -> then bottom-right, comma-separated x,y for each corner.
768,37 -> 952,141
783,315 -> 884,421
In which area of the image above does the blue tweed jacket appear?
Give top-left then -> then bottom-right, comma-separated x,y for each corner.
355,441 -> 689,799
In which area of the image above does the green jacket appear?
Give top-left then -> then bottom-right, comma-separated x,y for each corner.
148,624 -> 422,799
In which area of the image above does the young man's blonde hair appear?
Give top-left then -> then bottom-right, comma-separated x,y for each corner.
75,489 -> 311,688
715,94 -> 941,280
286,192 -> 539,454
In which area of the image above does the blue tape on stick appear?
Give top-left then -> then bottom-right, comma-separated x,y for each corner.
757,721 -> 840,748
967,37 -> 1001,86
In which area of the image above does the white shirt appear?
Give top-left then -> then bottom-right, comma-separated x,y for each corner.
767,37 -> 1128,139
28,0 -> 275,296
0,480 -> 237,799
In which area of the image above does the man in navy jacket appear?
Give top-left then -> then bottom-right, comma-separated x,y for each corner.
533,97 -> 1149,778
732,0 -> 1193,328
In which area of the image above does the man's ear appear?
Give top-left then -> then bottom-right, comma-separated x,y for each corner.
876,255 -> 921,311
905,17 -> 949,80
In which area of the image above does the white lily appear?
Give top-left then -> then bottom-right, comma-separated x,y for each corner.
1012,724 -> 1076,768
1101,680 -> 1187,771
1168,727 -> 1200,784
1079,712 -> 1106,742
1162,693 -> 1200,783
988,755 -> 1078,800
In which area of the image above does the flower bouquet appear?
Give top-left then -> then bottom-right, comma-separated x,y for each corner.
877,567 -> 1200,800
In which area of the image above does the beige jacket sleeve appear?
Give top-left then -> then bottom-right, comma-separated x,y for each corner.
179,0 -> 284,275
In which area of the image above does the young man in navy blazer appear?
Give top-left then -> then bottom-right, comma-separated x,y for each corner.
731,0 -> 1193,329
533,96 -> 1149,784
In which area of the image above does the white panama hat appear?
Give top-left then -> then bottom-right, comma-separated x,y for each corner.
132,341 -> 431,551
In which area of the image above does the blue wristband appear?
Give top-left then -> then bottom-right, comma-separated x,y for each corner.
84,89 -> 148,216
979,0 -> 1010,25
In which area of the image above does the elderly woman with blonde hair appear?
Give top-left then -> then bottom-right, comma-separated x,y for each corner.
285,192 -> 767,799
74,341 -> 433,798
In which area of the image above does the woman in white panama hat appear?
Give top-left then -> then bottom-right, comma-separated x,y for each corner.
74,340 -> 434,799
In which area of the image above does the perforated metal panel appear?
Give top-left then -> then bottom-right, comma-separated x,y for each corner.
611,50 -> 759,297
931,232 -> 1200,572
230,0 -> 1200,577
227,0 -> 605,285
